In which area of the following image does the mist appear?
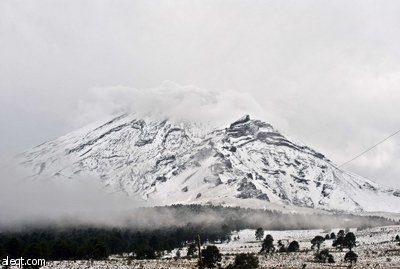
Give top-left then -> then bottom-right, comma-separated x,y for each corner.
0,165 -> 145,228
0,164 -> 397,232
72,81 -> 284,128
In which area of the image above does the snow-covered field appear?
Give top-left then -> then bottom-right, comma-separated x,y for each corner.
40,225 -> 400,269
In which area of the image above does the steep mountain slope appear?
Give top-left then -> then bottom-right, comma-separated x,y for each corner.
19,114 -> 400,213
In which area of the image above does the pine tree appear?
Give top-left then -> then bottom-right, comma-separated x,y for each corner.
200,246 -> 221,269
227,253 -> 259,269
343,232 -> 356,251
287,241 -> 300,252
315,249 -> 335,263
260,234 -> 275,254
187,243 -> 197,257
311,236 -> 325,253
255,228 -> 264,241
330,232 -> 336,239
344,250 -> 358,266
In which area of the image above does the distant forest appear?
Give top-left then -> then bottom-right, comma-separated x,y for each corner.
0,204 -> 397,261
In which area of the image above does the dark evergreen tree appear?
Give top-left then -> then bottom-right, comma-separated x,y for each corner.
91,241 -> 108,260
330,232 -> 336,240
260,234 -> 275,254
76,243 -> 88,260
52,240 -> 73,260
287,241 -> 300,253
311,236 -> 325,253
149,235 -> 159,250
135,245 -> 156,260
343,232 -> 356,251
23,243 -> 42,259
255,228 -> 264,241
344,250 -> 358,266
327,253 -> 335,263
337,229 -> 345,238
0,243 -> 5,258
332,230 -> 345,251
187,243 -> 197,257
227,253 -> 259,269
200,245 -> 221,269
6,238 -> 21,258
315,249 -> 334,263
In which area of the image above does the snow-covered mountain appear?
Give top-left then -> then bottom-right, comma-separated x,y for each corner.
19,114 -> 400,213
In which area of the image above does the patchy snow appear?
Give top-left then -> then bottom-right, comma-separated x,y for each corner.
35,225 -> 400,268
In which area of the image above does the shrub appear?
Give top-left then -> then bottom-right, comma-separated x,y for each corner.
287,241 -> 300,253
226,253 -> 259,269
315,249 -> 335,263
344,250 -> 358,266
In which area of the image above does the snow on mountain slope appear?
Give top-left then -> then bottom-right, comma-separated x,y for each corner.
18,114 -> 400,213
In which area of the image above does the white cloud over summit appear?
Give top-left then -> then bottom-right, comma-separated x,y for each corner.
1,0 -> 400,188
74,81 -> 285,128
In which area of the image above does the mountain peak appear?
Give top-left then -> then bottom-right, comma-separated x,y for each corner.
230,115 -> 251,127
18,114 -> 400,213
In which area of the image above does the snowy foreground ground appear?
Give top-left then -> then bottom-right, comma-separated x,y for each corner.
41,226 -> 400,269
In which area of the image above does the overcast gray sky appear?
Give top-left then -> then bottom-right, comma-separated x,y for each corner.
1,0 -> 400,188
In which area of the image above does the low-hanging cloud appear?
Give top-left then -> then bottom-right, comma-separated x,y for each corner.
0,165 -> 145,228
72,81 -> 287,129
1,163 -> 397,230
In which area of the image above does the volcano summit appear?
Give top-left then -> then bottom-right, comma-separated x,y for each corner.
19,114 -> 400,213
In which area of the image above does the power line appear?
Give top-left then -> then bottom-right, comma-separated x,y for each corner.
339,128 -> 400,168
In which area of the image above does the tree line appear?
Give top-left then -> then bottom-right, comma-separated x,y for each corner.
0,224 -> 230,261
0,204 -> 398,267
